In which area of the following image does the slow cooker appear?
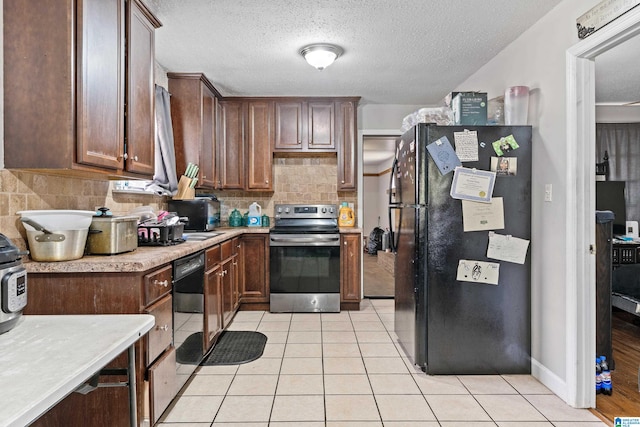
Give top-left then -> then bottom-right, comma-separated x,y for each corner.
0,233 -> 28,334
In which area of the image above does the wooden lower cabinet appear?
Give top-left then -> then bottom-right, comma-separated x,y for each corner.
240,234 -> 269,303
24,266 -> 174,427
204,263 -> 223,350
148,346 -> 177,425
340,234 -> 362,310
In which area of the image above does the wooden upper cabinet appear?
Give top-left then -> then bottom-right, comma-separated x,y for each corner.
308,101 -> 335,150
336,100 -> 357,190
218,100 -> 246,189
4,0 -> 160,178
76,0 -> 125,170
246,101 -> 274,190
274,101 -> 305,149
168,73 -> 218,188
126,0 -> 161,175
272,98 -> 357,153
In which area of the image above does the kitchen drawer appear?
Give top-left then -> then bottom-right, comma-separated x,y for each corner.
206,244 -> 221,269
144,264 -> 172,306
149,345 -> 177,425
221,239 -> 233,260
145,294 -> 173,366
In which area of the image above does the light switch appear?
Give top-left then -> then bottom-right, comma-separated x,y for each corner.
545,184 -> 552,202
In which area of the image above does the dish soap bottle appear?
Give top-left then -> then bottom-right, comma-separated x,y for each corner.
248,202 -> 262,227
338,202 -> 355,227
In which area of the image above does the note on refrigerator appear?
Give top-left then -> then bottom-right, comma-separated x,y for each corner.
462,197 -> 505,232
454,130 -> 479,162
486,232 -> 530,264
456,260 -> 500,285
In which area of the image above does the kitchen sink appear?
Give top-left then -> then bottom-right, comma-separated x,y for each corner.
182,231 -> 224,241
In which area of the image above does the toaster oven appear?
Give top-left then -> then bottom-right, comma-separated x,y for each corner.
168,197 -> 220,231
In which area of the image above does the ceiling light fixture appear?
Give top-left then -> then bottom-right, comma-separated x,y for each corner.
300,43 -> 343,70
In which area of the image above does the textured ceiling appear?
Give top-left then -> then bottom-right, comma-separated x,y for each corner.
146,0 -> 564,106
595,35 -> 640,105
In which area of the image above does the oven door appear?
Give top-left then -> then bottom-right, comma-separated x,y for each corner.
269,233 -> 341,312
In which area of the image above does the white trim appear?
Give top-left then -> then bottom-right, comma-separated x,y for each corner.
566,6 -> 640,408
532,357 -> 568,401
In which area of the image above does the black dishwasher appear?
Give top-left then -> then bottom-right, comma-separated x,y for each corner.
172,250 -> 205,390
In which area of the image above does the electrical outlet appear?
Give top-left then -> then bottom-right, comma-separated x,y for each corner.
545,184 -> 552,202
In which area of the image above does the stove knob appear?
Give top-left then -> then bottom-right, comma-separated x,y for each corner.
277,207 -> 282,213
321,207 -> 327,213
285,207 -> 290,214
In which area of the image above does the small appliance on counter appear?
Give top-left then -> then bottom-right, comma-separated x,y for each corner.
0,233 -> 28,334
168,196 -> 220,231
86,208 -> 138,255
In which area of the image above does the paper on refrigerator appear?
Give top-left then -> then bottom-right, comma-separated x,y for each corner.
461,197 -> 505,232
486,232 -> 530,264
456,260 -> 500,285
454,130 -> 479,162
450,166 -> 496,203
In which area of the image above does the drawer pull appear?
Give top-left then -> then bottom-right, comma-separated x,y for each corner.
156,324 -> 169,332
154,279 -> 169,287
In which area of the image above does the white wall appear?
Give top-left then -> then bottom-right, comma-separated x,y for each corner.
596,105 -> 640,122
363,158 -> 393,235
454,0 -> 600,401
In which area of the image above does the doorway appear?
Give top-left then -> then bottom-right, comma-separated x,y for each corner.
567,5 -> 640,409
362,135 -> 397,298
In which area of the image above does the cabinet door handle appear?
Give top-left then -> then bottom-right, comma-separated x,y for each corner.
154,279 -> 169,287
341,180 -> 345,184
265,180 -> 269,184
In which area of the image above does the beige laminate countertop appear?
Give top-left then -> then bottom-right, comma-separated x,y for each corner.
23,227 -> 269,274
23,227 -> 362,274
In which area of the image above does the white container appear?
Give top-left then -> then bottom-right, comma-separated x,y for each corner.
247,202 -> 262,227
16,210 -> 96,231
504,86 -> 530,125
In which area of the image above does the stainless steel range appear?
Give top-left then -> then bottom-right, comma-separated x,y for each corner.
269,204 -> 340,312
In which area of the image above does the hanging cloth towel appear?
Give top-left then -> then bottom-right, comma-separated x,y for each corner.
146,85 -> 178,196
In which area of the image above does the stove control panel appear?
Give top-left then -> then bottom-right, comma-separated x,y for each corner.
274,204 -> 337,220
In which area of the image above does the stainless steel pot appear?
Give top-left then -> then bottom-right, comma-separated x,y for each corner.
25,228 -> 89,261
86,210 -> 138,255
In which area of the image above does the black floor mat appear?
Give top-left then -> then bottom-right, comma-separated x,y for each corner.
175,332 -> 205,365
200,331 -> 268,366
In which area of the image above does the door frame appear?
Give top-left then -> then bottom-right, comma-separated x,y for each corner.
566,6 -> 640,408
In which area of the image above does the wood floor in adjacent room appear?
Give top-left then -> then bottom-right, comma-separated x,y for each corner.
595,309 -> 640,424
362,253 -> 394,298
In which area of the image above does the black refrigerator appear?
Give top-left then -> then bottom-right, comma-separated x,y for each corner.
390,123 -> 532,374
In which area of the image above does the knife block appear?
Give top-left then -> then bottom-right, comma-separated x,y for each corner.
173,175 -> 195,200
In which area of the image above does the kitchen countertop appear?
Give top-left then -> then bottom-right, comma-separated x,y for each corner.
0,314 -> 154,427
23,227 -> 362,274
24,227 -> 269,274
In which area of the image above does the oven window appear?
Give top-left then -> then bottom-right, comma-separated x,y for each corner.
270,246 -> 340,293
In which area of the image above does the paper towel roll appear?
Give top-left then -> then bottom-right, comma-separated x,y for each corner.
626,220 -> 639,239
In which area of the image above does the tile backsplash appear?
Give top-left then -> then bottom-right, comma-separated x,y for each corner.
213,157 -> 357,222
1,156 -> 357,249
0,169 -> 167,250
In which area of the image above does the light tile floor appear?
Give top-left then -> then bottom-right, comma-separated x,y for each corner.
158,299 -> 608,427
